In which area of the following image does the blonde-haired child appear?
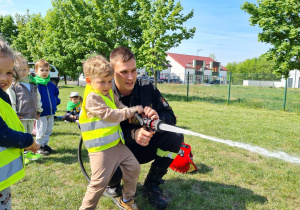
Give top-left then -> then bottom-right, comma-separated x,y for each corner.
0,37 -> 39,209
79,55 -> 143,210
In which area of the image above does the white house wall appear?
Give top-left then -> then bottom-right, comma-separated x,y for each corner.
185,68 -> 194,83
166,55 -> 185,81
160,67 -> 171,74
167,55 -> 230,84
160,67 -> 171,80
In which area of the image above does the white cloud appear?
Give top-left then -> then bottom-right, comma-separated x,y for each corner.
0,0 -> 26,16
0,0 -> 14,7
0,9 -> 26,16
0,0 -> 18,16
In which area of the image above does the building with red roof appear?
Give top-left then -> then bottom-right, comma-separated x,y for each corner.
166,52 -> 228,84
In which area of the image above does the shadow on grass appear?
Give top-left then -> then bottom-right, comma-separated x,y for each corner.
51,131 -> 81,136
193,163 -> 213,174
168,163 -> 212,175
135,179 -> 267,209
177,125 -> 190,130
35,147 -> 85,165
58,85 -> 76,89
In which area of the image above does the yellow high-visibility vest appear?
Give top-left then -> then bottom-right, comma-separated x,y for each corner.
0,98 -> 25,191
79,85 -> 124,153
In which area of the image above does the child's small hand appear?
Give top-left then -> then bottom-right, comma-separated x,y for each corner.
144,106 -> 159,120
18,116 -> 24,119
33,143 -> 40,153
24,141 -> 40,154
135,105 -> 144,114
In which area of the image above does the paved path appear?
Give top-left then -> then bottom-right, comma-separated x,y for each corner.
59,81 -> 86,86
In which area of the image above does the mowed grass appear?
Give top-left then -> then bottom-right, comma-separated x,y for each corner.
11,84 -> 300,209
158,83 -> 300,113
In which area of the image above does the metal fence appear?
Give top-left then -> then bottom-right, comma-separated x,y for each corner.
183,73 -> 300,113
231,73 -> 282,85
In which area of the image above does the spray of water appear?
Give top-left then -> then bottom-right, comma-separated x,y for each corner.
159,123 -> 300,165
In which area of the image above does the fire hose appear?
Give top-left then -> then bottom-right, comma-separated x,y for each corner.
77,113 -> 164,182
77,137 -> 90,183
78,113 -> 197,182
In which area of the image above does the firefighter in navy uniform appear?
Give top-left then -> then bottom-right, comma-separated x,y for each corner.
107,47 -> 183,209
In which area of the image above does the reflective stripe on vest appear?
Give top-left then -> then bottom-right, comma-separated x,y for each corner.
156,148 -> 178,159
79,85 -> 124,153
0,148 -> 24,183
0,98 -> 25,191
80,120 -> 119,132
84,130 -> 120,149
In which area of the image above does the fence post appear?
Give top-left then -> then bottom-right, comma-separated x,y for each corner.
187,72 -> 189,102
227,72 -> 231,105
283,78 -> 287,111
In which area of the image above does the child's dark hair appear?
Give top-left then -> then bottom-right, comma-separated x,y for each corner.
0,36 -> 18,81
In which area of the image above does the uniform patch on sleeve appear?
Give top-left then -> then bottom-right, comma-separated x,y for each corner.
160,97 -> 169,107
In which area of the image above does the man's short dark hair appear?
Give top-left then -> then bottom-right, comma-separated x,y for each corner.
110,47 -> 135,68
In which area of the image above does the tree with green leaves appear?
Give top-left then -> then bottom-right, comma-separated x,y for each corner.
42,0 -> 143,83
241,0 -> 300,79
226,56 -> 280,84
209,53 -> 217,61
135,0 -> 195,86
226,56 -> 276,74
0,15 -> 18,44
12,13 -> 45,62
7,0 -> 195,86
42,0 -> 92,82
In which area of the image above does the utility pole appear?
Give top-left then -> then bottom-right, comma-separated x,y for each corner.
197,49 -> 204,83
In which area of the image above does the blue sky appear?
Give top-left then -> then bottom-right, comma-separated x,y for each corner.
0,0 -> 271,65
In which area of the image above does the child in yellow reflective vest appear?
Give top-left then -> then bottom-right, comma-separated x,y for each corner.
0,37 -> 40,209
79,55 -> 143,210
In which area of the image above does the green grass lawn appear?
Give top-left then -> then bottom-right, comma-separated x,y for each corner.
158,83 -> 300,113
12,84 -> 300,209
